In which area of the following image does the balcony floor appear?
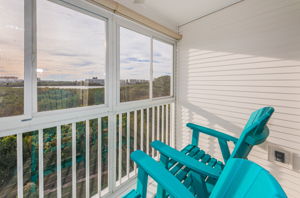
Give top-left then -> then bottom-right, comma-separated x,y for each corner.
120,178 -> 157,198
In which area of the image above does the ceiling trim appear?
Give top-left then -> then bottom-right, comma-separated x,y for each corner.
88,0 -> 182,40
179,0 -> 244,28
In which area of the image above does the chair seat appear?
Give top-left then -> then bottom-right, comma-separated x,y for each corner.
166,144 -> 225,194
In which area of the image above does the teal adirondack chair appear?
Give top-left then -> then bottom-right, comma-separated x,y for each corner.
123,150 -> 287,198
151,107 -> 275,197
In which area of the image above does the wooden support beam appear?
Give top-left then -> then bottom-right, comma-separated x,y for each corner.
88,0 -> 182,40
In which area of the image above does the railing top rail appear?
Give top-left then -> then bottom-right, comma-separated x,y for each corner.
0,99 -> 174,137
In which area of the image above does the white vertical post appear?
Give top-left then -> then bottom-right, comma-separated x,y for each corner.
146,108 -> 150,154
57,126 -> 62,198
157,106 -> 160,142
108,114 -> 116,192
140,109 -> 144,151
152,107 -> 155,156
72,123 -> 77,198
86,120 -> 90,198
134,111 -> 137,173
170,103 -> 176,148
118,114 -> 122,184
166,104 -> 169,145
38,129 -> 44,198
24,0 -> 35,117
17,133 -> 23,198
162,105 -> 165,143
98,118 -> 102,197
126,112 -> 130,179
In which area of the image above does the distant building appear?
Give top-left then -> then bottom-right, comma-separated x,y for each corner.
0,76 -> 23,86
0,76 -> 18,80
0,76 -> 23,82
85,77 -> 105,86
120,79 -> 148,85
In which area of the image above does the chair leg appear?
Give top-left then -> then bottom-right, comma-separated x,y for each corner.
136,168 -> 149,198
156,185 -> 167,198
190,171 -> 209,198
156,154 -> 169,198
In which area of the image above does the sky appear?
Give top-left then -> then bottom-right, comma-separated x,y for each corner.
0,0 -> 24,79
0,0 -> 173,82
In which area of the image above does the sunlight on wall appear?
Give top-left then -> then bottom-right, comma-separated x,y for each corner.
177,48 -> 300,197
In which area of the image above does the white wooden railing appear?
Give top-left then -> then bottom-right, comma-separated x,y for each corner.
0,101 -> 175,198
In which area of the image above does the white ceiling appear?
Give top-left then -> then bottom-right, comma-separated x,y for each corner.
115,0 -> 242,30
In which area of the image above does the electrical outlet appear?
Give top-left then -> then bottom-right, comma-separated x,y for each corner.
268,144 -> 293,169
275,151 -> 285,163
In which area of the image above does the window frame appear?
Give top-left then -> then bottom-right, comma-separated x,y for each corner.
0,0 -> 176,130
34,0 -> 110,117
0,0 -> 113,126
0,0 -> 31,123
151,37 -> 175,100
116,16 -> 176,107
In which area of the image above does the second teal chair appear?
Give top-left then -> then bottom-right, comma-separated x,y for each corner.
152,107 -> 275,197
123,150 -> 287,198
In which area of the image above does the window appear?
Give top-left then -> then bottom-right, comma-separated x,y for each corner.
153,39 -> 173,98
37,0 -> 106,112
119,27 -> 174,102
0,0 -> 24,118
119,27 -> 151,102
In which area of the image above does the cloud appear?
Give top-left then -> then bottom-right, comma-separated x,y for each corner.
73,60 -> 94,67
0,0 -> 173,82
50,52 -> 83,57
153,52 -> 162,57
122,66 -> 135,70
126,57 -> 150,63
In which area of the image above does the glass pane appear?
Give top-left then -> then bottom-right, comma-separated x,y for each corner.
153,40 -> 173,98
23,131 -> 39,198
0,135 -> 17,197
0,0 -> 24,117
120,27 -> 150,102
37,0 -> 106,112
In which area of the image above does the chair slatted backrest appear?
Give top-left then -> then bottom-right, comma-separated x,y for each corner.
231,107 -> 275,159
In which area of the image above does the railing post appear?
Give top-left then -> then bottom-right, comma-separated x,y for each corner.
72,123 -> 77,198
170,103 -> 176,148
57,126 -> 62,198
108,114 -> 117,193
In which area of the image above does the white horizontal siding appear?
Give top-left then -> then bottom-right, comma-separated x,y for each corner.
176,0 -> 300,197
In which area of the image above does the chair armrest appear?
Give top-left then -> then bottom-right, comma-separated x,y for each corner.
130,150 -> 195,198
187,123 -> 238,143
151,141 -> 221,179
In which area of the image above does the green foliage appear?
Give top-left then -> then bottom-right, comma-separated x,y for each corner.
0,76 -> 170,117
0,135 -> 17,187
38,87 -> 105,112
0,76 -> 171,194
0,87 -> 23,117
153,75 -> 171,98
120,82 -> 150,102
